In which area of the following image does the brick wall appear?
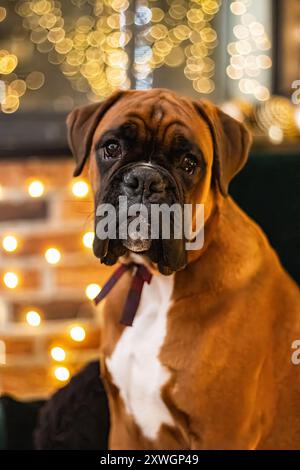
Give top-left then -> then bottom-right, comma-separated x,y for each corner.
0,157 -> 113,398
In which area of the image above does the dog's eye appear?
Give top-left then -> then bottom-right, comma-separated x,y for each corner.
181,154 -> 198,175
103,140 -> 121,158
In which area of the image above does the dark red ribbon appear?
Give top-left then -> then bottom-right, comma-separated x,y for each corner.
93,263 -> 152,327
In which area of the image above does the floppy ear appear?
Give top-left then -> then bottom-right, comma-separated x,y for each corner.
194,100 -> 252,196
67,90 -> 128,177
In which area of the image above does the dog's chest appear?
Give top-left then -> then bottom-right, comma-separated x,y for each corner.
106,274 -> 175,441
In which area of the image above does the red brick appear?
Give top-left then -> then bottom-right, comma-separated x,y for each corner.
1,361 -> 97,398
0,158 -> 74,189
54,263 -> 113,289
0,269 -> 41,290
4,338 -> 35,355
46,326 -> 101,351
1,231 -> 88,257
11,300 -> 95,321
60,197 -> 94,221
0,365 -> 53,398
0,199 -> 48,222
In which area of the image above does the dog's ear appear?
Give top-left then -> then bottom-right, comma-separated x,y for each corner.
67,90 -> 128,177
194,100 -> 252,196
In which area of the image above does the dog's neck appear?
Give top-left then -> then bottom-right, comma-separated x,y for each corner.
120,252 -> 157,274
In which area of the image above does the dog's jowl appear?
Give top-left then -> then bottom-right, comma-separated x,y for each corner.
67,88 -> 300,450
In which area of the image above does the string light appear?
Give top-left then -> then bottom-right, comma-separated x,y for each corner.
227,0 -> 272,102
146,0 -> 222,94
11,0 -> 222,98
72,180 -> 89,198
69,325 -> 86,342
15,0 -> 131,101
45,247 -> 61,264
26,71 -> 45,90
0,52 -> 18,75
54,366 -> 70,382
25,310 -> 41,327
255,96 -> 299,139
268,125 -> 284,145
230,2 -> 247,16
82,231 -> 95,249
85,283 -> 101,300
2,235 -> 18,253
134,1 -> 153,90
3,271 -> 19,289
50,346 -> 66,362
27,180 -> 45,198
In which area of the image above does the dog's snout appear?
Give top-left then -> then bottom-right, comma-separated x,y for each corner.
122,167 -> 166,198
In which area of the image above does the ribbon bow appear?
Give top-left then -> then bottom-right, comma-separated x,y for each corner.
94,263 -> 152,326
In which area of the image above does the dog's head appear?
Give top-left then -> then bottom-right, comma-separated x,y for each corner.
67,88 -> 251,275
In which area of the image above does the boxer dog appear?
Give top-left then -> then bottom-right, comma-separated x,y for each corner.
67,88 -> 300,450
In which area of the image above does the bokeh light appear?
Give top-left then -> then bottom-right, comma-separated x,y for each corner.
26,71 -> 45,90
45,248 -> 61,265
3,271 -> 19,289
69,325 -> 86,342
27,180 -> 45,198
50,346 -> 66,362
72,180 -> 89,198
54,366 -> 70,382
85,283 -> 101,300
82,231 -> 95,249
2,235 -> 18,253
26,310 -> 41,327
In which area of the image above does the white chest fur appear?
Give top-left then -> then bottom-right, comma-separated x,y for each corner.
106,273 -> 175,441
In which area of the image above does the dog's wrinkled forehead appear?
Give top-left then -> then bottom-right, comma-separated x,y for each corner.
92,90 -> 212,157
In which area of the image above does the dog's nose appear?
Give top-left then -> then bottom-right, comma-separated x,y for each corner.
122,167 -> 166,198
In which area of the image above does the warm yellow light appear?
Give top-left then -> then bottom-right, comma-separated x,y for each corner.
72,180 -> 89,198
230,1 -> 247,16
82,231 -> 95,249
0,54 -> 18,75
254,85 -> 270,102
3,271 -> 19,289
50,346 -> 66,362
2,235 -> 18,252
45,247 -> 61,264
295,108 -> 300,131
268,125 -> 284,145
28,180 -> 45,198
26,71 -> 45,90
1,94 -> 19,114
70,325 -> 86,342
54,366 -> 70,382
26,310 -> 41,327
85,283 -> 101,300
